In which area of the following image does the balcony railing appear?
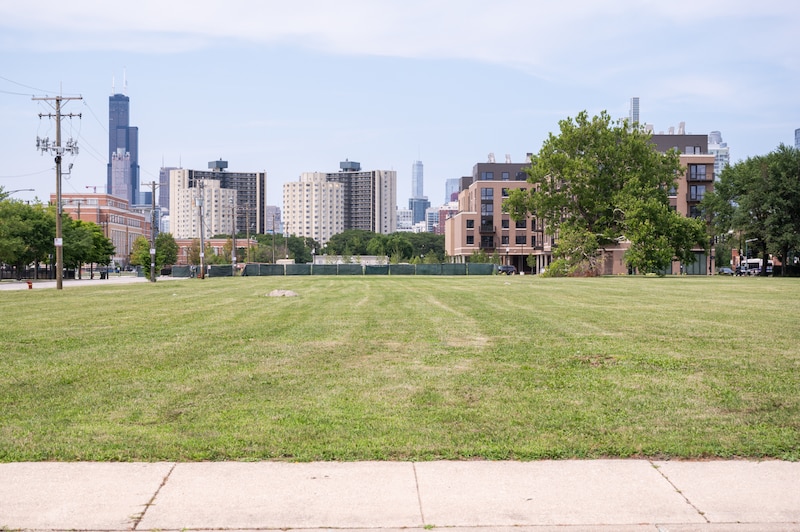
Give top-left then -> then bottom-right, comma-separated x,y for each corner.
479,224 -> 496,234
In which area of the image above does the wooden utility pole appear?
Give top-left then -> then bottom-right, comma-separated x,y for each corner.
33,95 -> 82,290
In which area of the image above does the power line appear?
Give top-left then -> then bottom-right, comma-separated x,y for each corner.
0,74 -> 57,94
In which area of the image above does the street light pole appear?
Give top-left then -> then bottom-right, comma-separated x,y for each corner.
230,197 -> 237,276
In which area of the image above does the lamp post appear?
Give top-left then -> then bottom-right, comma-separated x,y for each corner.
229,197 -> 237,277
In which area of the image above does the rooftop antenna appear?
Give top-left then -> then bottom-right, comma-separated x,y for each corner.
111,75 -> 115,95
123,68 -> 127,95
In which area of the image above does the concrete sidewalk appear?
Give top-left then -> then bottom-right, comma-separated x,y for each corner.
1,460 -> 798,531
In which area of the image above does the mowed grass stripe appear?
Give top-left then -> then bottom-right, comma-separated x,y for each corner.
0,275 -> 798,461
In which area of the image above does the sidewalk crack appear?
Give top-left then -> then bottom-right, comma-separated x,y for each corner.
412,462 -> 427,526
650,460 -> 710,524
131,462 -> 177,530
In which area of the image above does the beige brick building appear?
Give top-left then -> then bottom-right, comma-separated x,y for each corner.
283,172 -> 344,246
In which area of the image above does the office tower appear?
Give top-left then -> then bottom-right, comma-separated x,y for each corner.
412,160 -> 424,198
629,97 -> 640,126
445,178 -> 460,203
409,197 -> 431,226
159,166 -> 178,211
795,128 -> 800,149
107,87 -> 139,205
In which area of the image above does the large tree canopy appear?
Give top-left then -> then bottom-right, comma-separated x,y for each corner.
703,144 -> 800,274
505,110 -> 706,274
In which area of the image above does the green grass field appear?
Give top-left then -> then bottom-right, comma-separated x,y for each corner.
1,275 -> 798,461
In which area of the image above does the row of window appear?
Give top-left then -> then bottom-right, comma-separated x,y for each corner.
465,235 -> 537,246
466,219 -> 535,230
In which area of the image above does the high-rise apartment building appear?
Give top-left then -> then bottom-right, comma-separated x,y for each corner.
707,131 -> 730,178
168,160 -> 268,239
107,91 -> 139,205
324,160 -> 396,234
283,172 -> 344,245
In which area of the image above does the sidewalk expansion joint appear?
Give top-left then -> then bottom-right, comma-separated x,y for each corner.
649,460 -> 710,524
131,462 -> 177,530
412,462 -> 427,526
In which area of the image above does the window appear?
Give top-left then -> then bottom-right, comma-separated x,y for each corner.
501,219 -> 509,229
481,171 -> 494,180
515,235 -> 527,245
502,188 -> 509,197
515,220 -> 526,229
531,235 -> 537,247
466,219 -> 474,229
481,204 -> 494,216
481,188 -> 494,200
466,235 -> 475,245
690,185 -> 706,201
689,165 -> 707,180
501,172 -> 510,181
480,236 -> 494,248
501,235 -> 509,245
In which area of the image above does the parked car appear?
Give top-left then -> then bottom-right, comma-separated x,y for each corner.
717,267 -> 734,275
497,265 -> 517,275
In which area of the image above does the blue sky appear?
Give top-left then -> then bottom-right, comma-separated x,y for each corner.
1,0 -> 798,208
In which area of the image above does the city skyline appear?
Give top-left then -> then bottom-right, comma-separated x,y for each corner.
1,1 -> 799,209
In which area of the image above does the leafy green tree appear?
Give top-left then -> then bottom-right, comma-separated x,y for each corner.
0,200 -> 54,277
324,229 -> 376,256
704,145 -> 800,275
62,218 -> 94,278
129,236 -> 150,273
405,232 -> 446,262
505,110 -> 706,274
187,239 -> 201,265
155,232 -> 178,269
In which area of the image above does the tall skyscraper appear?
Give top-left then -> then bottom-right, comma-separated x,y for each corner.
795,128 -> 800,149
107,85 -> 139,206
411,160 -> 424,198
409,160 -> 428,225
629,97 -> 640,126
